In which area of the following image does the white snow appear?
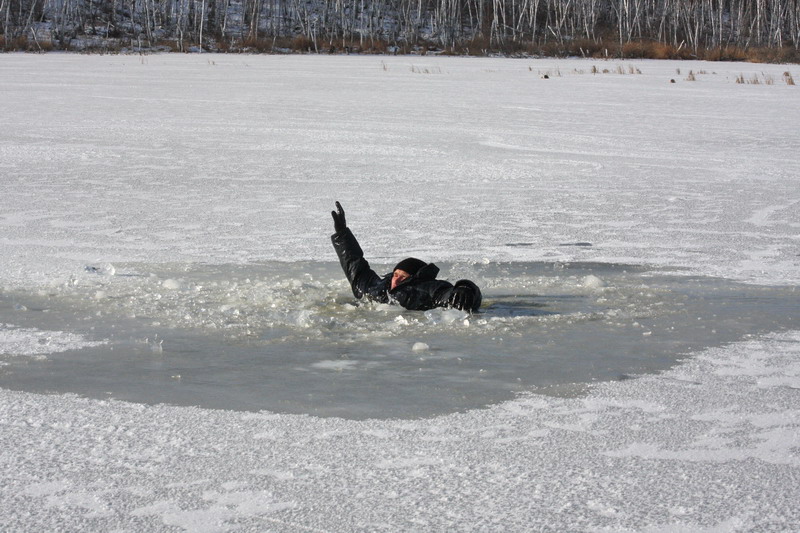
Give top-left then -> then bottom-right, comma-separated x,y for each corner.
0,324 -> 105,359
1,53 -> 799,531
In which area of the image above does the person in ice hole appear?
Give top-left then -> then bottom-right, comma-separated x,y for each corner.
331,201 -> 482,312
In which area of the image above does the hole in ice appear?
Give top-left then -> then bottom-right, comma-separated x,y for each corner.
0,261 -> 796,419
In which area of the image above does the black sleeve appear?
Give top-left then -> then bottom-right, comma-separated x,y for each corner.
331,228 -> 384,300
394,279 -> 482,312
392,280 -> 455,311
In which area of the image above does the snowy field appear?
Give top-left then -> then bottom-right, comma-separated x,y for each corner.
1,53 -> 799,531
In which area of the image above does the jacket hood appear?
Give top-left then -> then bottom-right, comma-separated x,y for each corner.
415,262 -> 440,281
387,262 -> 440,292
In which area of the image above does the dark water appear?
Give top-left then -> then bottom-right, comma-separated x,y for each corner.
0,261 -> 796,419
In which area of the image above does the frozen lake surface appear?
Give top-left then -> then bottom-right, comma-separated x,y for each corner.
1,54 -> 799,531
1,261 -> 797,418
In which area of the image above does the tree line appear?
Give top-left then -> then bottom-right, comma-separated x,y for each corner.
2,0 -> 799,58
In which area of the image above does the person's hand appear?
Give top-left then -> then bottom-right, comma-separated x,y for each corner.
331,201 -> 347,233
449,280 -> 482,312
449,286 -> 475,311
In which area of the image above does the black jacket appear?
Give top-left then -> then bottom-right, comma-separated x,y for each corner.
331,228 -> 464,311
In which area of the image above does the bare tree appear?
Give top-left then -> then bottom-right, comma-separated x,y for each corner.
3,0 -> 799,54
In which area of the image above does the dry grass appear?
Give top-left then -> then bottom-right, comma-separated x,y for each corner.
616,41 -> 800,63
588,63 -> 641,75
461,35 -> 491,56
572,38 -> 610,58
239,37 -> 276,53
536,67 -> 562,78
704,46 -> 750,62
2,34 -> 54,52
410,65 -> 442,74
621,40 -> 694,60
732,71 -> 798,85
290,35 -> 315,52
2,28 -> 800,64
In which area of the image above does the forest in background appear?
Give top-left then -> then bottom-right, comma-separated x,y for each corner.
2,0 -> 799,61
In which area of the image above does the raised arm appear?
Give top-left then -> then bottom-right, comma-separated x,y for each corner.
330,202 -> 383,300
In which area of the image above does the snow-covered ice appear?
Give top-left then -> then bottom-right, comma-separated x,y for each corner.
1,54 -> 799,531
0,324 -> 104,359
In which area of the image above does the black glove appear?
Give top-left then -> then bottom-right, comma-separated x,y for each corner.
448,280 -> 482,312
331,201 -> 347,233
449,286 -> 475,311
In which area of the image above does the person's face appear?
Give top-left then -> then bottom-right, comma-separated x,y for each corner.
391,269 -> 411,290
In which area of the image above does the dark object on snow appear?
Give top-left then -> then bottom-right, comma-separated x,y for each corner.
330,202 -> 482,312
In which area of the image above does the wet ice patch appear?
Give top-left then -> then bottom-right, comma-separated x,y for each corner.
310,360 -> 360,371
424,308 -> 469,325
0,261 -> 797,419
